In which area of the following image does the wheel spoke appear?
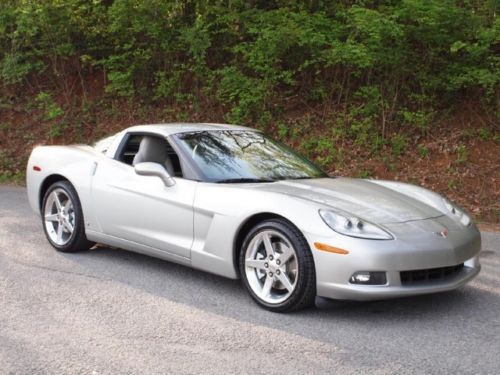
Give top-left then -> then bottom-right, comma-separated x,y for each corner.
261,275 -> 274,298
56,223 -> 64,243
262,233 -> 275,257
251,237 -> 261,255
52,192 -> 63,212
244,228 -> 298,305
43,189 -> 75,246
246,259 -> 267,270
278,244 -> 294,265
64,199 -> 72,213
63,220 -> 74,234
277,272 -> 294,292
45,213 -> 59,222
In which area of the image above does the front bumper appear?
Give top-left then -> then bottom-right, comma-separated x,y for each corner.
305,217 -> 482,301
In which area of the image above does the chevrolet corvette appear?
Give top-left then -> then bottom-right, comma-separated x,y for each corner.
26,123 -> 481,312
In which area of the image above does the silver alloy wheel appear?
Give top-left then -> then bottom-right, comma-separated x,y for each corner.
244,229 -> 298,304
44,188 -> 75,246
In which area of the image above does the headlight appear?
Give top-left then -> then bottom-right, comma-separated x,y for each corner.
443,198 -> 471,226
319,210 -> 393,240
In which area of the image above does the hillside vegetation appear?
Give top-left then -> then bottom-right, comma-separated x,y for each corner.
0,0 -> 499,222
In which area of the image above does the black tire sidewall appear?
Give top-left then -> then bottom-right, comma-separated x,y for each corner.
239,219 -> 316,312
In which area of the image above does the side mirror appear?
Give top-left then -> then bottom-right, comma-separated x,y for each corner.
134,162 -> 175,187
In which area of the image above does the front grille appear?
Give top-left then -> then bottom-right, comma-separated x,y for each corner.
400,263 -> 464,285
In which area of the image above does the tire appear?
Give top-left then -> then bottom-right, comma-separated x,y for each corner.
239,218 -> 316,312
41,180 -> 95,252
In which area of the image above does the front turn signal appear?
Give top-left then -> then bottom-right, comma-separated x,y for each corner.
314,242 -> 349,255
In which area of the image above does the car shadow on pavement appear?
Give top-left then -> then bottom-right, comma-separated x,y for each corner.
65,243 -> 500,345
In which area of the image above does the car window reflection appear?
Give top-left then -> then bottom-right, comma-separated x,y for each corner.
175,130 -> 327,182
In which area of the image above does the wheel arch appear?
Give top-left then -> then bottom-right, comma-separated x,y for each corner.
232,212 -> 307,277
39,174 -> 70,211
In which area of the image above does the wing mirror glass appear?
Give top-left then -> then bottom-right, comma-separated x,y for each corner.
134,162 -> 175,187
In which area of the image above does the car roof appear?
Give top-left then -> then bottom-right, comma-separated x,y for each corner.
125,123 -> 256,137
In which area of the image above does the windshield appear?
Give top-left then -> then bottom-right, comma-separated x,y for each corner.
174,130 -> 327,182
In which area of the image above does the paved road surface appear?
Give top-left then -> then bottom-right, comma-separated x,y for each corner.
1,186 -> 499,374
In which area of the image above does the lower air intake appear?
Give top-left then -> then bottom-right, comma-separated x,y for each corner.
400,263 -> 465,285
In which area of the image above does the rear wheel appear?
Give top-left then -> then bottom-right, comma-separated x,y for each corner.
239,219 -> 316,312
42,181 -> 94,252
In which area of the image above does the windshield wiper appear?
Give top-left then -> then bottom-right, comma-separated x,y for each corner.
215,178 -> 274,184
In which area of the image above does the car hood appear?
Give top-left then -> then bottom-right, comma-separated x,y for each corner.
253,177 -> 443,224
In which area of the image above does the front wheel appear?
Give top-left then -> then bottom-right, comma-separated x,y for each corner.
239,219 -> 316,312
42,180 -> 94,252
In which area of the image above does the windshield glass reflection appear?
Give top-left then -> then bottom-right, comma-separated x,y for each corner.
175,130 -> 327,182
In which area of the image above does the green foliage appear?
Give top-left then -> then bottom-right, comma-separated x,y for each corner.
391,134 -> 408,156
399,108 -> 436,133
217,66 -> 270,124
46,122 -> 67,139
316,138 -> 335,154
297,135 -> 336,169
315,154 -> 334,170
1,53 -> 41,84
276,122 -> 288,139
417,144 -> 430,158
0,148 -> 24,184
0,170 -> 24,184
478,127 -> 492,141
358,169 -> 373,179
35,92 -> 64,121
154,71 -> 182,101
0,0 -> 497,141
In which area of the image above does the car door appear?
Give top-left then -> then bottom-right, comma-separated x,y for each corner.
90,136 -> 195,259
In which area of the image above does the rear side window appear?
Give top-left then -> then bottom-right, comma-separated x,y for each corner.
118,134 -> 143,165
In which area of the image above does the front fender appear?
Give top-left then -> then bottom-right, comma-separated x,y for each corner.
190,183 -> 332,278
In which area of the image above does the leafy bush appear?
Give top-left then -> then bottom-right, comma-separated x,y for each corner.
0,0 -> 497,138
35,92 -> 64,121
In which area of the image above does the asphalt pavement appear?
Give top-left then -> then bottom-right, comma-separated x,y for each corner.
1,185 -> 499,374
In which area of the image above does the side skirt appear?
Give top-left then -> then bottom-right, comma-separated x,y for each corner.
86,230 -> 191,267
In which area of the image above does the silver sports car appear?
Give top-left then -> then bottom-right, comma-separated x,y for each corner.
26,123 -> 481,312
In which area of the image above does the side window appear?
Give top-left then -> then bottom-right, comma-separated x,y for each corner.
117,133 -> 184,177
119,134 -> 143,164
